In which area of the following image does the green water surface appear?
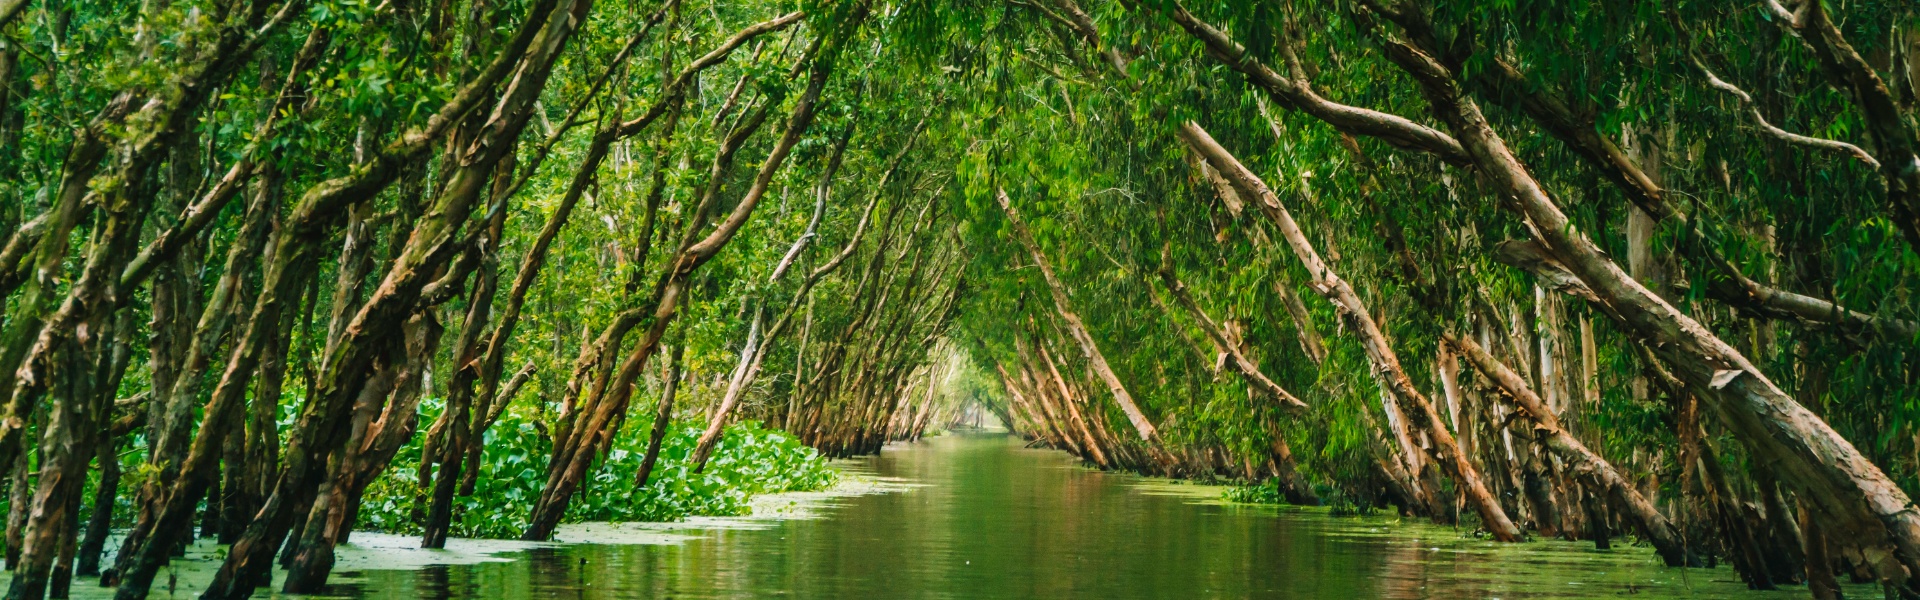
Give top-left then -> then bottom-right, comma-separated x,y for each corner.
311,432 -> 1846,599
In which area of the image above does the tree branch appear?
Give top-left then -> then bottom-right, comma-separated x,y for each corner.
1692,49 -> 1878,169
1152,0 -> 1471,165
1155,246 -> 1308,412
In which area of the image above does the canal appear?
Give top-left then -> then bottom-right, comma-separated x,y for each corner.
307,431 -> 1817,599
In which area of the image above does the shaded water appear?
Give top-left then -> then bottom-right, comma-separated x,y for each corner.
294,431 -> 1828,599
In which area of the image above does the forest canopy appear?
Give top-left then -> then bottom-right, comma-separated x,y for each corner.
0,0 -> 1916,598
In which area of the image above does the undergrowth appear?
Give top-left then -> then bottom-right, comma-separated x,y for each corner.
356,413 -> 837,539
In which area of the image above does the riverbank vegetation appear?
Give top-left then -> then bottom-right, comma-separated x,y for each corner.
353,419 -> 836,539
0,0 -> 1914,597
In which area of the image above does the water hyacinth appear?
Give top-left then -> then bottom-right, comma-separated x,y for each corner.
356,417 -> 837,540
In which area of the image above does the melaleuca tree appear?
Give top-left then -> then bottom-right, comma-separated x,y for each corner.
0,0 -> 1917,597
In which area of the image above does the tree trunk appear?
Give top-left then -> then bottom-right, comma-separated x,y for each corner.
1802,500 -> 1845,600
523,41 -> 835,540
1446,332 -> 1688,564
8,312 -> 116,599
421,202 -> 508,549
1177,122 -> 1521,542
281,349 -> 404,593
107,135 -> 285,593
163,5 -> 581,597
688,306 -> 764,471
684,120 -> 904,469
74,436 -> 116,579
1034,339 -> 1109,468
994,188 -> 1166,456
634,344 -> 686,487
1368,16 -> 1920,582
1154,255 -> 1307,411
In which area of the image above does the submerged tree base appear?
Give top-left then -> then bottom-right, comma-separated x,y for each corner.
0,461 -> 898,599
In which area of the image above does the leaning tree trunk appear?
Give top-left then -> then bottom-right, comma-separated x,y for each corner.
7,308 -> 123,599
111,149 -> 282,581
1445,332 -> 1688,565
105,8 -> 541,592
419,196 -> 510,550
9,157 -> 156,597
522,42 -> 837,540
685,121 -> 922,469
279,348 -> 405,594
73,316 -> 133,579
159,4 -> 579,598
687,306 -> 764,471
1359,7 -> 1920,582
439,0 -> 685,509
1155,254 -> 1307,412
1156,257 -> 1314,498
1031,336 -> 1108,468
633,343 -> 686,487
995,188 -> 1168,461
1175,122 -> 1522,542
526,11 -> 816,530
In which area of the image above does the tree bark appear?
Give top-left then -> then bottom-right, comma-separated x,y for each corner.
1033,337 -> 1109,468
1176,121 -> 1521,541
112,153 -> 281,580
75,320 -> 134,579
1472,55 -> 1914,342
179,3 -> 579,597
420,193 -> 511,550
1760,0 -> 1920,254
686,121 -> 920,469
523,37 -> 838,539
994,187 -> 1165,453
1155,252 -> 1307,411
1360,8 -> 1920,582
634,343 -> 686,487
689,306 -> 763,472
1445,332 -> 1688,564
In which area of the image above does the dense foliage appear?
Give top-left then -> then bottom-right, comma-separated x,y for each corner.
356,418 -> 836,539
0,0 -> 1916,597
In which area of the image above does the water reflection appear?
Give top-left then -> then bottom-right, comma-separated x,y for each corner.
332,432 -> 1831,599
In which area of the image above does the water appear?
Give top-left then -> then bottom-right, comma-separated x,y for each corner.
305,431 -> 1832,599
